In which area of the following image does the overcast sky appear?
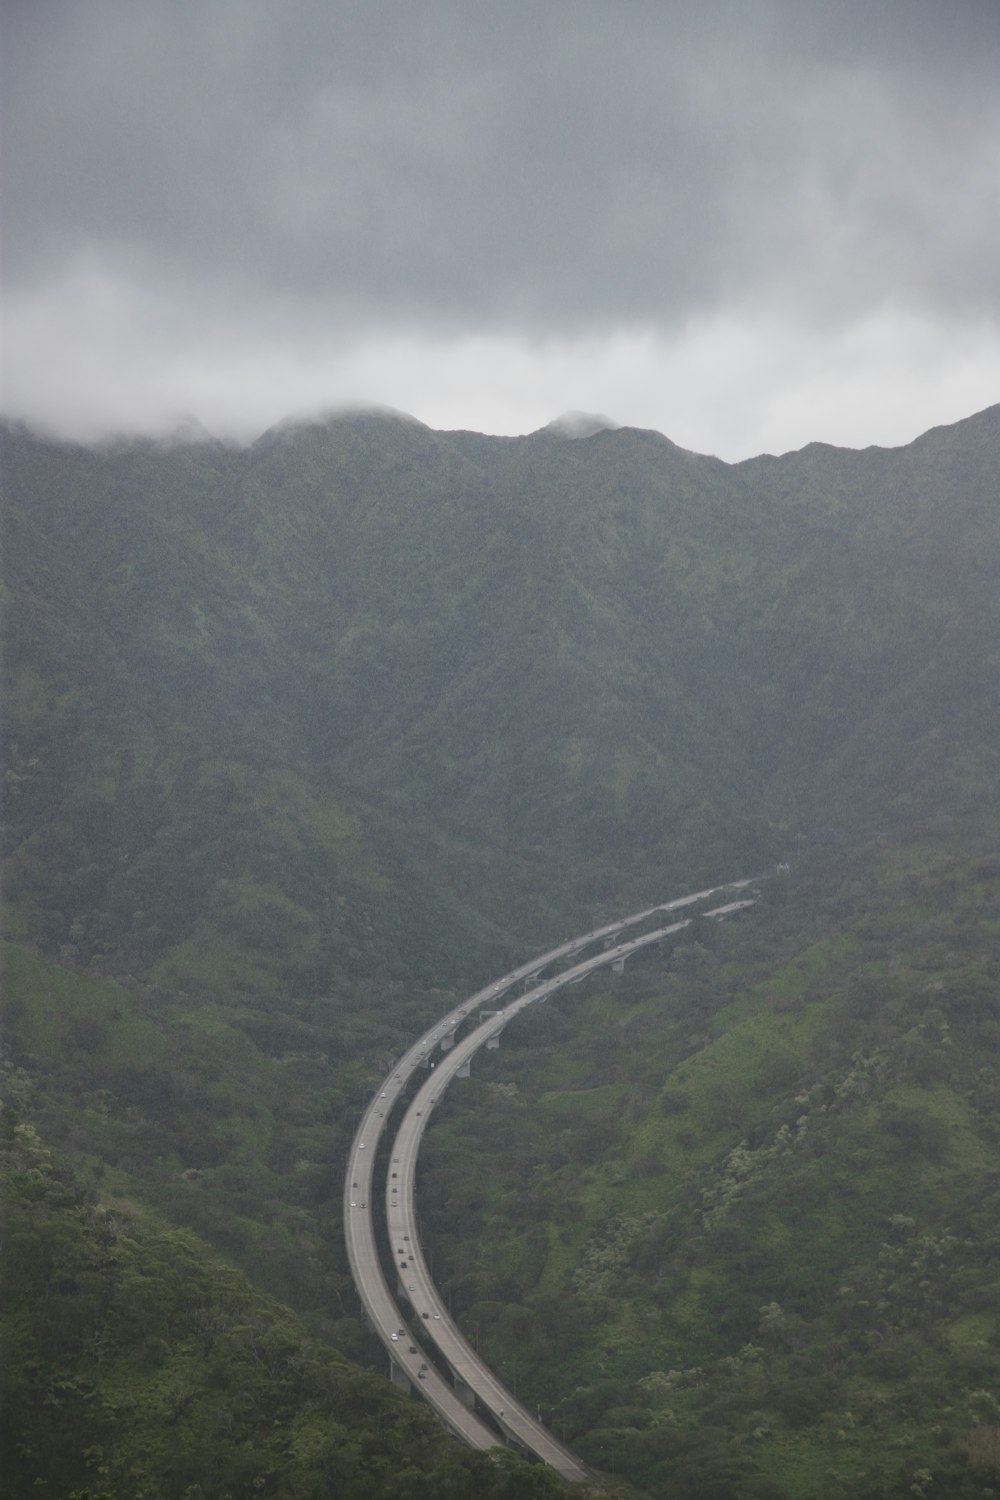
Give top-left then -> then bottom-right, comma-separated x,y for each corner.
3,0 -> 998,458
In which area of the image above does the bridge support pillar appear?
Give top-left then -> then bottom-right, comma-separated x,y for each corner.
486,1032 -> 502,1050
457,1058 -> 471,1078
611,957 -> 625,974
454,1374 -> 476,1409
440,1031 -> 455,1051
390,1361 -> 412,1393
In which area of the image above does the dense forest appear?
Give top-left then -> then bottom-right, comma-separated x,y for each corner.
2,404 -> 999,1497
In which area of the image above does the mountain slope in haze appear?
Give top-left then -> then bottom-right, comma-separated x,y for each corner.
2,419 -> 520,996
239,415 -> 779,904
243,404 -> 999,861
7,401 -> 997,950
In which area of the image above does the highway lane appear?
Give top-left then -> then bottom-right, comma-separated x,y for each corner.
343,879 -> 758,1474
516,879 -> 757,980
343,1060 -> 500,1447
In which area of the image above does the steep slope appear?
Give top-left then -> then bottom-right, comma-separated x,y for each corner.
6,403 -> 998,957
1,1109 -> 574,1499
1,421 -> 518,995
241,415 -> 783,911
734,404 -> 1000,828
238,403 -> 1000,887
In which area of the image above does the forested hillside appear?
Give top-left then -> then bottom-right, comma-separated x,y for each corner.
2,405 -> 998,1498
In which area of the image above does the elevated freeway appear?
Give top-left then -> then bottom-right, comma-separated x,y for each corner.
344,880 -> 758,1478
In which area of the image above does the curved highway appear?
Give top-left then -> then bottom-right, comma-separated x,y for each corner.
344,880 -> 758,1476
386,898 -> 757,1480
343,1030 -> 500,1448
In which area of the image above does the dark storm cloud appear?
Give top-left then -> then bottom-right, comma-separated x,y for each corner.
5,0 -> 999,337
2,1 -> 998,452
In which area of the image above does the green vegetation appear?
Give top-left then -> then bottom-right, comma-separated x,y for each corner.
1,1108 -> 573,1499
418,844 -> 1000,1497
2,404 -> 999,1495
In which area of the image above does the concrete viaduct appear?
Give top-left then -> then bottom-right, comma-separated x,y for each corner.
343,880 -> 758,1480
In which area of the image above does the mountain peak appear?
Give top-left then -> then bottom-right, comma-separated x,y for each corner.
253,403 -> 427,450
540,411 -> 620,440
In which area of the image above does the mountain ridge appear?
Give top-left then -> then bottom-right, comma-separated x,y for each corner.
12,397 -> 996,466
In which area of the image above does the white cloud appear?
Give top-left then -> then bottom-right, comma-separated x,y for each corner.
4,4 -> 998,453
4,261 -> 996,457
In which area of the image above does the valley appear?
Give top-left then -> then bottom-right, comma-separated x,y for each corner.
2,405 -> 999,1498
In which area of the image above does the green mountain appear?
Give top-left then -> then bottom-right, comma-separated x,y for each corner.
2,404 -> 998,1497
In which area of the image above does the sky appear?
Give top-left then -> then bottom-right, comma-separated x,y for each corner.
3,0 -> 999,460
